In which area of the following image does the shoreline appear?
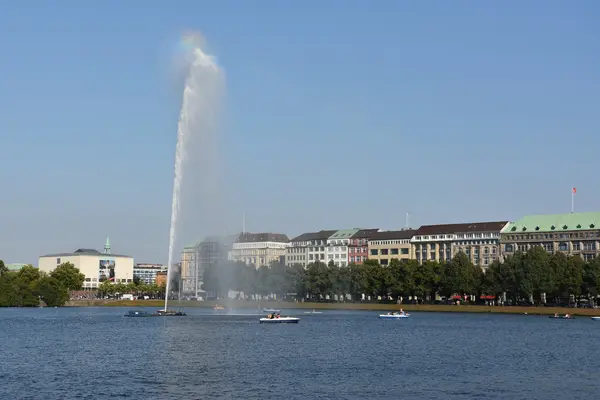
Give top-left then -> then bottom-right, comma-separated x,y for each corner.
65,300 -> 600,317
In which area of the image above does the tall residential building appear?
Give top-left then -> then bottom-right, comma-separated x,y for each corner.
285,232 -> 312,267
133,263 -> 167,284
180,235 -> 235,297
412,221 -> 508,268
348,229 -> 379,265
180,244 -> 197,295
285,230 -> 336,267
229,232 -> 289,268
326,229 -> 360,267
368,229 -> 416,264
501,212 -> 600,262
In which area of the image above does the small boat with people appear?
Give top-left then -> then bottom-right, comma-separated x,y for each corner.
549,313 -> 574,319
591,317 -> 600,321
259,312 -> 299,324
214,304 -> 226,311
379,309 -> 410,319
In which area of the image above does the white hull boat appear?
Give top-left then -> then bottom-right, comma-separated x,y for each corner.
591,317 -> 600,321
259,317 -> 300,324
379,314 -> 410,319
304,311 -> 322,314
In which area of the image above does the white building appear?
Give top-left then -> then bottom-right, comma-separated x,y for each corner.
38,238 -> 134,290
325,229 -> 359,267
228,232 -> 289,268
285,233 -> 312,267
133,263 -> 167,284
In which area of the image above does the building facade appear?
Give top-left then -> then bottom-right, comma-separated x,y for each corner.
133,263 -> 167,284
228,232 -> 290,268
180,235 -> 236,297
368,229 -> 416,264
180,244 -> 197,295
412,221 -> 508,268
326,229 -> 360,267
348,229 -> 379,265
38,238 -> 134,290
285,232 -> 312,267
501,212 -> 600,262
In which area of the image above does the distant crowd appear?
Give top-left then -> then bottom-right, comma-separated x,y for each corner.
70,290 -> 98,300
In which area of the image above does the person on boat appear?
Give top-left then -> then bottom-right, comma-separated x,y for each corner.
400,308 -> 405,315
554,313 -> 558,318
565,313 -> 571,319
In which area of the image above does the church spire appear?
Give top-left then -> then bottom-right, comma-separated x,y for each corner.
104,237 -> 111,255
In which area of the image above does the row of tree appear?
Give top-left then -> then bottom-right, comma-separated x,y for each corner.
201,248 -> 600,305
0,261 -> 85,307
97,280 -> 165,298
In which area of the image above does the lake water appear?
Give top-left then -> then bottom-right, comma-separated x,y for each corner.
0,307 -> 599,399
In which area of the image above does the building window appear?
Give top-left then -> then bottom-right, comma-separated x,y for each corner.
370,249 -> 378,256
558,242 -> 568,251
573,242 -> 581,251
381,249 -> 389,255
391,248 -> 399,255
380,259 -> 389,265
584,242 -> 597,251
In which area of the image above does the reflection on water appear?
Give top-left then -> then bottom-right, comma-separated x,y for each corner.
0,308 -> 599,399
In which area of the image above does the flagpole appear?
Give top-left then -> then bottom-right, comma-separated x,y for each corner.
571,188 -> 575,214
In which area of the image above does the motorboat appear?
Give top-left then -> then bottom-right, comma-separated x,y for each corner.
591,317 -> 600,321
156,309 -> 187,317
259,316 -> 299,324
548,314 -> 574,319
262,308 -> 280,313
304,309 -> 322,314
214,305 -> 225,311
124,310 -> 155,317
379,312 -> 410,319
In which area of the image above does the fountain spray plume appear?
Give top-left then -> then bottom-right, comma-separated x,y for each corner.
165,31 -> 224,311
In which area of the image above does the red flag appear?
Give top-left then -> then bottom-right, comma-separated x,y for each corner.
573,187 -> 577,194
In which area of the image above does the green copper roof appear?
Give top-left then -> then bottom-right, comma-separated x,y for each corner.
502,212 -> 600,234
329,229 -> 361,239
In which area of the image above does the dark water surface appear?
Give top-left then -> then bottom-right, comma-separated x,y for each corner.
1,307 -> 599,399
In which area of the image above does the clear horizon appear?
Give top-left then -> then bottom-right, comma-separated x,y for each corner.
1,1 -> 599,264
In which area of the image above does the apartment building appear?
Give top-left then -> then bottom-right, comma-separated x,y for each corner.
285,232 -> 312,267
133,263 -> 167,284
501,212 -> 600,262
228,232 -> 289,268
348,229 -> 379,265
326,229 -> 360,267
412,221 -> 508,268
368,229 -> 416,265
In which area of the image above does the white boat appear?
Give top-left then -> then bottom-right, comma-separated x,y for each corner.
259,316 -> 300,324
304,310 -> 322,314
591,317 -> 600,321
379,313 -> 410,319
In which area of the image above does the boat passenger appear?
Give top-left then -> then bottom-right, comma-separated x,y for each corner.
565,313 -> 571,319
554,313 -> 558,318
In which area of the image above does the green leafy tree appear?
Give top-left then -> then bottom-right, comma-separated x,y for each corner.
36,276 -> 69,307
0,260 -> 8,276
50,262 -> 85,291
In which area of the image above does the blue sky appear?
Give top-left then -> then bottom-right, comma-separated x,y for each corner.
1,1 -> 599,264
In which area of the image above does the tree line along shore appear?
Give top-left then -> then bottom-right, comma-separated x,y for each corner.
3,246 -> 600,312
